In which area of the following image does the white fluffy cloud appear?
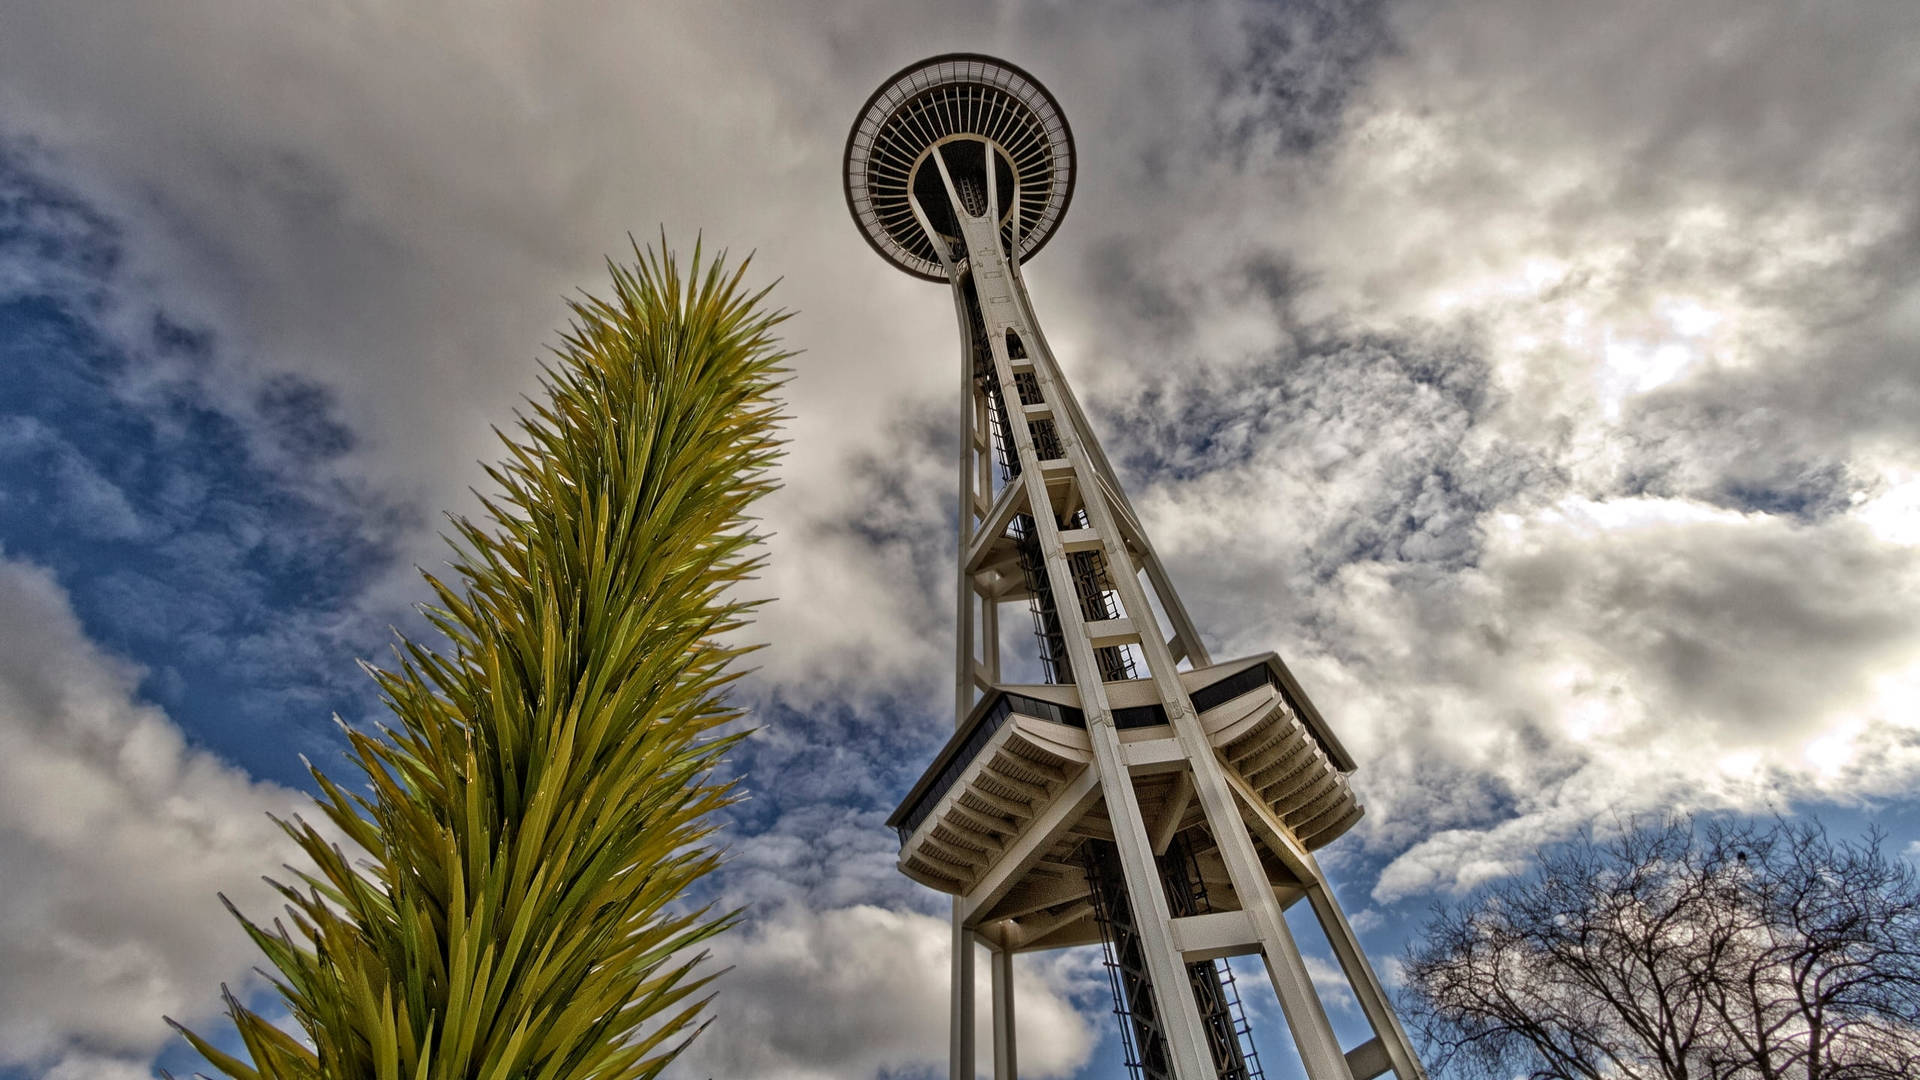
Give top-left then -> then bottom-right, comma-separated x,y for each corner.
0,555 -> 310,1074
675,904 -> 1097,1080
1348,497 -> 1920,899
1072,0 -> 1920,902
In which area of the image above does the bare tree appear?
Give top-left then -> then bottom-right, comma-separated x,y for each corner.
1400,818 -> 1920,1080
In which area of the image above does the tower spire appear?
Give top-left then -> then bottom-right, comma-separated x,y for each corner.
846,54 -> 1427,1080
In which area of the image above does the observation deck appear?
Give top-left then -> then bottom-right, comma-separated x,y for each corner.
843,53 -> 1075,281
886,654 -> 1364,951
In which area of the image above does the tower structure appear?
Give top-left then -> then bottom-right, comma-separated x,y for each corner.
844,55 -> 1426,1080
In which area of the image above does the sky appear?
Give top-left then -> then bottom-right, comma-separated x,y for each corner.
1,1 -> 1918,1077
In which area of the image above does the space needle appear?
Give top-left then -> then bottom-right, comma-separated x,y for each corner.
844,54 -> 1426,1080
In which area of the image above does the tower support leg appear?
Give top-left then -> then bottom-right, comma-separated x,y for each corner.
1306,874 -> 1425,1079
952,907 -> 976,1080
1083,723 -> 1218,1080
1230,772 -> 1430,1079
1203,796 -> 1352,1080
991,944 -> 1017,1079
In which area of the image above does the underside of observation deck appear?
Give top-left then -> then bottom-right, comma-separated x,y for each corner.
886,654 -> 1364,952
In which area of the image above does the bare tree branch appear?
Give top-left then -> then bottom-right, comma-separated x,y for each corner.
1400,817 -> 1920,1080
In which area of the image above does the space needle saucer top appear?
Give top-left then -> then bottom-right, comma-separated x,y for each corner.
844,53 -> 1076,282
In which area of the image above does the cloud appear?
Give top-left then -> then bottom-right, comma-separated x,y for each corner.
1300,955 -> 1359,1015
0,146 -> 415,787
0,0 -> 1398,720
0,416 -> 150,541
0,555 -> 311,1074
4,1 -> 1920,1076
676,904 -> 1098,1080
39,1054 -> 162,1080
1053,0 -> 1920,908
1338,497 -> 1920,900
0,0 -> 972,699
1376,955 -> 1407,993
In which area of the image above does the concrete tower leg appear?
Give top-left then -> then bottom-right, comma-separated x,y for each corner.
1200,790 -> 1350,1079
922,151 -> 1218,1079
951,910 -> 976,1080
990,945 -> 1017,1079
994,220 -> 1420,1080
1306,866 -> 1424,1080
1081,721 -> 1219,1079
1232,773 -> 1431,1079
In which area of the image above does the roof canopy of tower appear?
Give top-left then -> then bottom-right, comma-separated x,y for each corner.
843,53 -> 1076,281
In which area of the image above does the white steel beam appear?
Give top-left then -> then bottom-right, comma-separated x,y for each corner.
1169,910 -> 1260,962
1225,771 -> 1427,1079
965,479 -> 1028,572
1307,872 -> 1427,1079
999,207 -> 1354,1080
992,945 -> 1018,1080
1010,899 -> 1093,947
1151,770 -> 1195,855
951,912 -> 976,1080
959,195 -> 1218,1080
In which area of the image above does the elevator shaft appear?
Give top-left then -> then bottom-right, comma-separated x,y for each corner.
1084,838 -> 1266,1080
